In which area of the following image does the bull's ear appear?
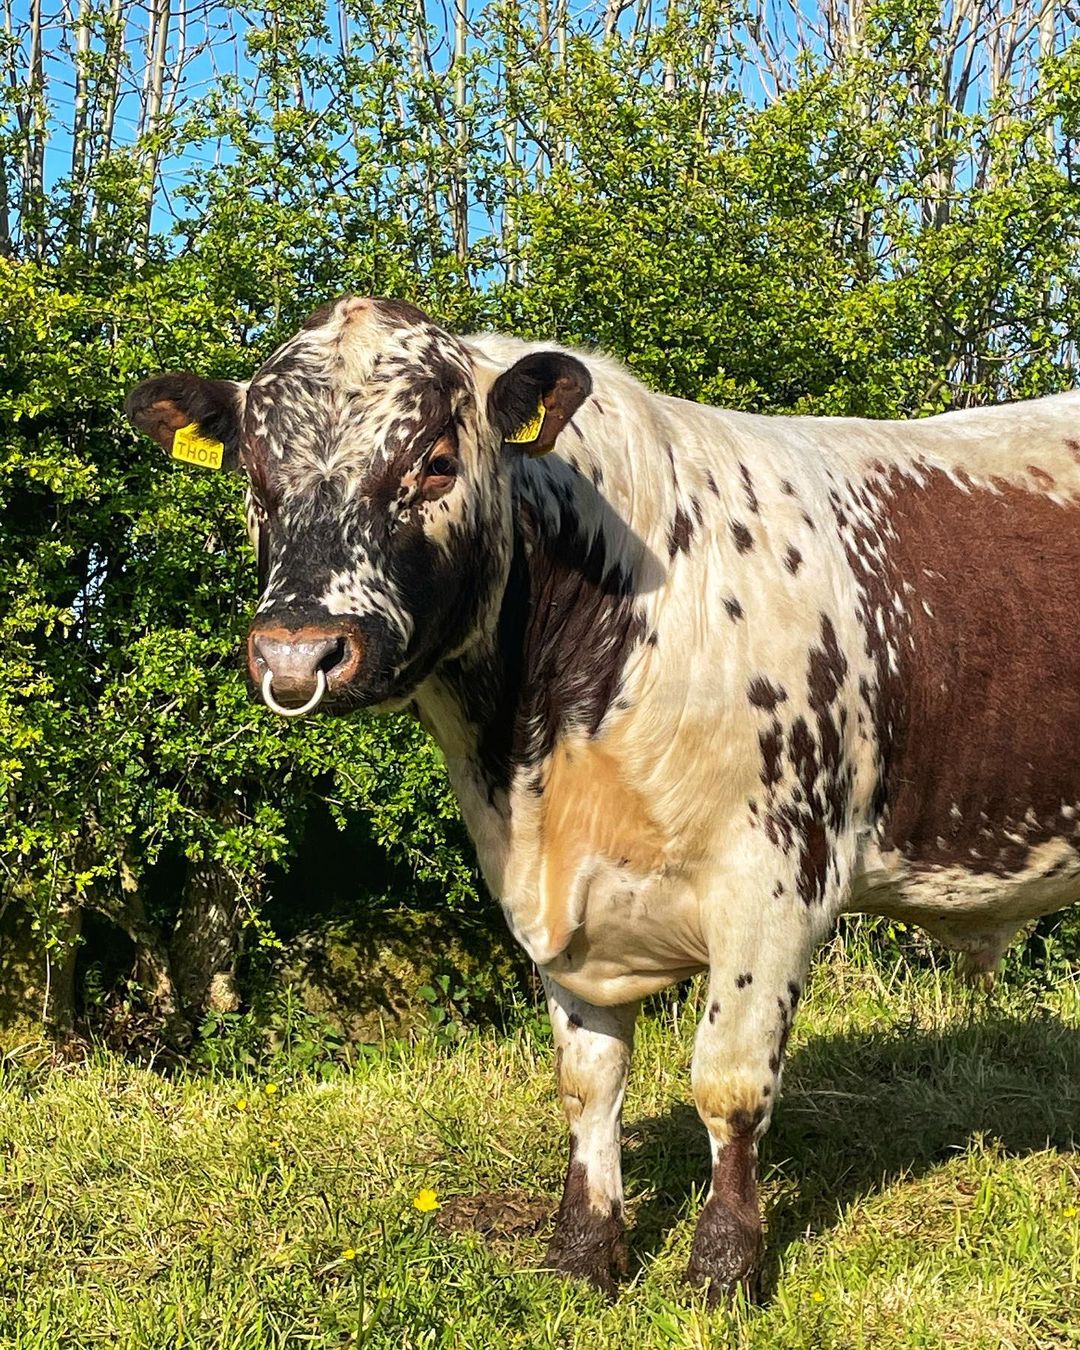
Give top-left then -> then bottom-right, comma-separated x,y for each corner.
125,373 -> 245,472
487,351 -> 592,457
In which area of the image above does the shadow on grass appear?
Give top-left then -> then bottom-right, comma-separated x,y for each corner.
622,1010 -> 1080,1292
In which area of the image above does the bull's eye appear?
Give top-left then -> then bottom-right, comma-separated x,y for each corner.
428,454 -> 457,478
419,448 -> 459,500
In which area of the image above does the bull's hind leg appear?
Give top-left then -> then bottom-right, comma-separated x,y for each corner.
542,976 -> 638,1296
687,859 -> 825,1305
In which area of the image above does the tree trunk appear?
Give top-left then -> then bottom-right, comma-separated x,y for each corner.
0,897 -> 80,1045
168,850 -> 246,1020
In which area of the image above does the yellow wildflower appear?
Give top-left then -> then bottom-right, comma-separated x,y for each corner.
1065,1207 -> 1078,1219
235,1097 -> 248,1112
265,1083 -> 279,1096
342,1248 -> 357,1261
413,1188 -> 439,1213
269,1138 -> 281,1150
811,1290 -> 825,1304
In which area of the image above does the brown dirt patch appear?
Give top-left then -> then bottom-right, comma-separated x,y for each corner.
434,1190 -> 551,1244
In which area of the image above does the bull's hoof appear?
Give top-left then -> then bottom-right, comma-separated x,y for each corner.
544,1207 -> 627,1299
685,1198 -> 763,1307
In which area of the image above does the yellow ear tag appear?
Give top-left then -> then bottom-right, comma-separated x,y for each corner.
504,398 -> 546,448
172,422 -> 224,471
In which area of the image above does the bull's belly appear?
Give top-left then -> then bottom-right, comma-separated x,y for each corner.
848,836 -> 1080,961
537,861 -> 709,1007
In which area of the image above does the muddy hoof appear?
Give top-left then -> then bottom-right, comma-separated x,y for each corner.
686,1197 -> 762,1306
544,1206 -> 627,1299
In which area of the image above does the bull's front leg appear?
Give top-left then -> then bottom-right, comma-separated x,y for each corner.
542,976 -> 638,1297
687,858 -> 826,1305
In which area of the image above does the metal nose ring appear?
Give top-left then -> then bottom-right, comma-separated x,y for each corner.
260,667 -> 327,718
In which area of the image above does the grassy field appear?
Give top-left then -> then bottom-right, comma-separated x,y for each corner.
1,936 -> 1079,1349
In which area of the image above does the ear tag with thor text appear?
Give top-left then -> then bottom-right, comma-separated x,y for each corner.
504,398 -> 547,453
172,422 -> 224,471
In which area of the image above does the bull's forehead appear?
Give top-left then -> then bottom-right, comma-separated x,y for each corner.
242,297 -> 477,493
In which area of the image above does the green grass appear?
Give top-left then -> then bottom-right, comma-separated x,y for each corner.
2,938 -> 1079,1348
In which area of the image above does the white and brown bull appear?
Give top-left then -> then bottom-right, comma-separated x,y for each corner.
127,296 -> 1080,1301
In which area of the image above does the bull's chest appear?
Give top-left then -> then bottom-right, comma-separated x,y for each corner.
447,738 -> 710,1006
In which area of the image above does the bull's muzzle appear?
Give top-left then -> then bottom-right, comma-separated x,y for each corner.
247,622 -> 364,717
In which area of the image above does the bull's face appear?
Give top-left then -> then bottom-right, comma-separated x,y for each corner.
126,297 -> 590,716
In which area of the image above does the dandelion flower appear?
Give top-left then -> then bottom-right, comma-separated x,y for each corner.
413,1188 -> 439,1213
235,1097 -> 248,1112
811,1290 -> 825,1303
342,1247 -> 357,1261
1065,1207 -> 1078,1219
265,1083 -> 279,1096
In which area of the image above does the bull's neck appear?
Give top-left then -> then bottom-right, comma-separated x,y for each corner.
417,468 -> 649,808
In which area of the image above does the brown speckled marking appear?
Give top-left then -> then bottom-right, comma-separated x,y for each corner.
668,506 -> 694,559
739,464 -> 760,514
748,677 -> 787,711
731,521 -> 754,553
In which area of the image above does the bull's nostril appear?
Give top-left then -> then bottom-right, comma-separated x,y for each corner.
319,636 -> 347,676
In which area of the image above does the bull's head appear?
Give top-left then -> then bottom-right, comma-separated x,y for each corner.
126,297 -> 591,716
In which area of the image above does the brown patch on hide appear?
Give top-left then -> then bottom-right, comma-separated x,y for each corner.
731,521 -> 754,553
747,677 -> 787,711
854,467 -> 1080,874
372,297 -> 438,328
535,738 -> 668,957
796,820 -> 828,906
759,720 -> 784,788
545,1138 -> 627,1297
301,298 -> 342,329
807,615 -> 847,713
776,998 -> 793,1058
724,596 -> 744,621
466,494 -> 647,789
758,611 -> 849,906
784,545 -> 802,576
668,507 -> 694,559
739,464 -> 759,514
